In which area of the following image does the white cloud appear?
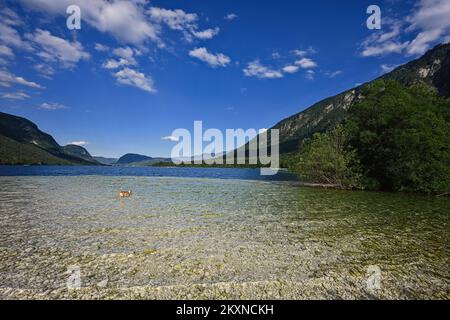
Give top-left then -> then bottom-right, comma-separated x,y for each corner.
113,46 -> 137,62
34,63 -> 56,79
292,50 -> 307,57
272,51 -> 281,59
282,65 -> 299,74
295,58 -> 317,68
361,0 -> 450,57
94,43 -> 109,52
0,45 -> 14,57
102,58 -> 131,69
113,67 -> 156,93
326,70 -> 343,78
161,135 -> 180,142
292,47 -> 316,57
0,10 -> 33,51
360,18 -> 410,57
68,141 -> 89,146
380,64 -> 399,74
1,91 -> 30,100
148,7 -> 219,41
189,47 -> 230,68
305,70 -> 315,80
0,8 -> 22,27
406,29 -> 442,55
148,7 -> 197,31
361,40 -> 409,57
39,102 -> 67,110
245,47 -> 317,79
243,60 -> 283,79
19,0 -> 160,45
191,27 -> 220,40
102,46 -> 141,69
360,18 -> 409,57
0,69 -> 44,89
14,0 -> 220,67
406,0 -> 450,55
224,13 -> 238,21
378,23 -> 403,43
27,29 -> 90,68
102,60 -> 119,69
182,31 -> 195,44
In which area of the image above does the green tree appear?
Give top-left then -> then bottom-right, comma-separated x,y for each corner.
290,125 -> 362,189
346,80 -> 450,194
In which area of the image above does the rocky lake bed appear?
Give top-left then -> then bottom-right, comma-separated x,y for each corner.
0,174 -> 448,299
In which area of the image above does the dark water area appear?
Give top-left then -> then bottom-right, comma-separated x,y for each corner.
0,165 -> 297,181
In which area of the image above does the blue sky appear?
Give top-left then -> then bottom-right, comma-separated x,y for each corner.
0,0 -> 449,158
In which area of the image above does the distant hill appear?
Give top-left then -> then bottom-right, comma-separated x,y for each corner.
61,144 -> 99,164
136,158 -> 172,166
115,153 -> 171,166
0,111 -> 61,154
93,156 -> 118,165
0,112 -> 100,165
0,112 -> 170,166
0,134 -> 74,165
116,153 -> 153,165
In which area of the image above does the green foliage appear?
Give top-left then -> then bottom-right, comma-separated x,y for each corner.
288,80 -> 450,194
346,80 -> 450,194
61,144 -> 98,163
289,125 -> 362,189
0,111 -> 100,166
0,135 -> 73,165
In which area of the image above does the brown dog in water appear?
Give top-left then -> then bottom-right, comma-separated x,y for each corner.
119,190 -> 132,198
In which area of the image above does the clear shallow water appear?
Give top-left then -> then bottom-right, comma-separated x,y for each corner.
0,166 -> 448,299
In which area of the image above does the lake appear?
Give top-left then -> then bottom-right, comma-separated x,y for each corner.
0,166 -> 448,299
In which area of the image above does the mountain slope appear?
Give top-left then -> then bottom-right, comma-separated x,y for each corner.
272,42 -> 450,154
61,144 -> 99,164
116,153 -> 153,165
0,112 -> 99,165
115,153 -> 171,166
93,156 -> 118,165
0,111 -> 61,154
0,135 -> 73,165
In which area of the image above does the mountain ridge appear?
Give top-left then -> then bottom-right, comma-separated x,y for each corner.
93,156 -> 118,165
0,111 -> 100,165
61,144 -> 100,164
271,42 -> 450,154
115,153 -> 171,166
116,153 -> 153,165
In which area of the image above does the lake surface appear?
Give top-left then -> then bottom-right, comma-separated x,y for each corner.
0,165 -> 297,181
0,166 -> 448,299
